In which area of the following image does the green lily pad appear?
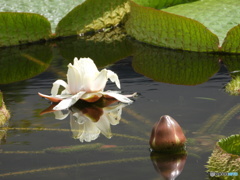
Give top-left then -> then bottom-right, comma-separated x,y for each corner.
0,12 -> 51,46
132,0 -> 198,9
125,1 -> 219,52
56,0 -> 130,37
0,0 -> 84,32
218,134 -> 240,156
163,0 -> 240,47
206,134 -> 240,178
132,42 -> 220,85
222,24 -> 240,53
0,44 -> 52,84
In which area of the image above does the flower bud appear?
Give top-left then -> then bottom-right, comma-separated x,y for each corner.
149,115 -> 186,152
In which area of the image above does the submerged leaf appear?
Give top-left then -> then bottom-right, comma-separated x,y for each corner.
0,12 -> 51,46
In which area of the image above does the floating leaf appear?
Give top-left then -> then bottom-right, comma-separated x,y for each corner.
56,0 -> 130,37
0,0 -> 84,32
163,0 -> 240,47
132,0 -> 198,9
218,134 -> 240,156
0,12 -> 51,46
125,1 -> 219,52
222,24 -> 240,53
0,44 -> 52,84
206,134 -> 240,175
131,42 -> 220,85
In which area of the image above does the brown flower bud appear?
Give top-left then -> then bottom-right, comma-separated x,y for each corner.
149,115 -> 186,152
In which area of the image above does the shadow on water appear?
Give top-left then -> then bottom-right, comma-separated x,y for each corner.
0,29 -> 240,180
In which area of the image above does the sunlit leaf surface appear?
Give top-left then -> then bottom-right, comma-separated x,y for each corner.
163,0 -> 240,47
56,0 -> 130,37
126,1 -> 219,52
0,12 -> 51,46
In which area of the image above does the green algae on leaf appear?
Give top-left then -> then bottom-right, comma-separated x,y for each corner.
56,0 -> 130,37
0,12 -> 51,46
125,1 -> 219,52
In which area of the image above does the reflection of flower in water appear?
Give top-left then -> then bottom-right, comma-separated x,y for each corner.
39,57 -> 135,110
69,103 -> 126,142
43,98 -> 128,142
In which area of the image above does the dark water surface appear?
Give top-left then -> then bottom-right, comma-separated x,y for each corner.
0,37 -> 239,180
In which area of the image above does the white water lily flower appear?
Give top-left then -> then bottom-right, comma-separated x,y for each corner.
39,57 -> 135,110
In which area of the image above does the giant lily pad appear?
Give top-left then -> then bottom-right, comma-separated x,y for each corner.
126,1 -> 219,52
126,0 -> 240,53
56,0 -> 130,37
0,12 -> 51,46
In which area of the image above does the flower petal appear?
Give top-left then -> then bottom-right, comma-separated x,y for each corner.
106,70 -> 121,89
81,92 -> 103,102
102,92 -> 133,104
67,64 -> 83,94
75,57 -> 99,75
38,92 -> 63,103
91,69 -> 108,91
51,79 -> 68,96
54,111 -> 70,120
53,91 -> 86,110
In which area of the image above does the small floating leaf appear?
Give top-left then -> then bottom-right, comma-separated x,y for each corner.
0,12 -> 51,46
218,134 -> 240,156
206,134 -> 240,175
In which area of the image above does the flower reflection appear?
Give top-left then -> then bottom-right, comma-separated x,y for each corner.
150,152 -> 187,180
42,98 -> 128,142
39,57 -> 135,110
